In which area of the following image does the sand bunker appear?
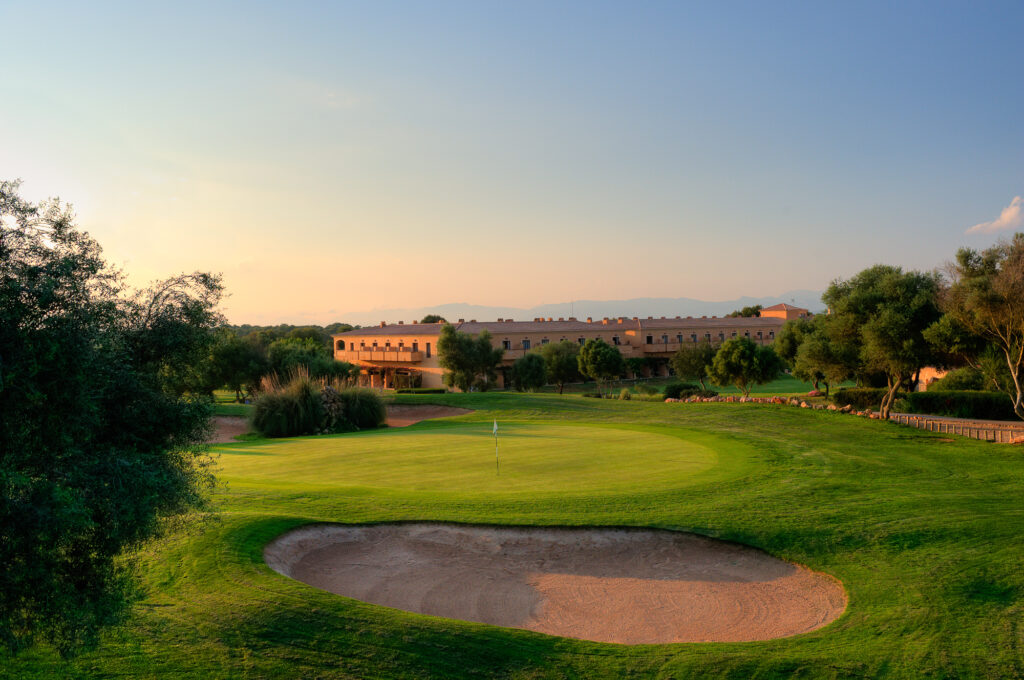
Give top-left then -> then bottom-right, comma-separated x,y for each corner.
386,404 -> 472,428
264,523 -> 846,644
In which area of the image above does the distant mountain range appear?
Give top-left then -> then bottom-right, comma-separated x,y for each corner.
342,291 -> 824,326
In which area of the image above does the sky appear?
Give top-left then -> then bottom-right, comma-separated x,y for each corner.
2,1 -> 1022,324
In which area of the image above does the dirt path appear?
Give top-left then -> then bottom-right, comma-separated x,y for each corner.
265,523 -> 846,644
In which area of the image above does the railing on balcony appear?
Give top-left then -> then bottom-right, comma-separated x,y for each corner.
335,349 -> 424,363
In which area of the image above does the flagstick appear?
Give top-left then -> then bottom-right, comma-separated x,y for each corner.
495,431 -> 499,476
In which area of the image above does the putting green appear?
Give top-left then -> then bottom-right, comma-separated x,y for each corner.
217,422 -> 742,496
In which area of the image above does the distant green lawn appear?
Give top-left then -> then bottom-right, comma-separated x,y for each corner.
10,392 -> 1024,678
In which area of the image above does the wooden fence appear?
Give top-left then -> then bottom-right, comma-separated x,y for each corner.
891,413 -> 1024,443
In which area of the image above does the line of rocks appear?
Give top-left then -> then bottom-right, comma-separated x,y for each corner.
663,394 -> 881,417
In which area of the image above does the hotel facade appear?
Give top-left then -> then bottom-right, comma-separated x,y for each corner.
332,303 -> 810,389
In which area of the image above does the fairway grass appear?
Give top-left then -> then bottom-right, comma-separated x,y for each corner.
7,393 -> 1024,678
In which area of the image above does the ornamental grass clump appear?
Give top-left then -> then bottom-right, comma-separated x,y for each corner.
252,371 -> 385,438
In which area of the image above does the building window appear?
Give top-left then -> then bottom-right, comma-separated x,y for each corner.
578,337 -> 585,345
398,341 -> 404,348
677,334 -> 683,343
756,331 -> 762,339
360,341 -> 366,348
426,342 -> 431,358
646,335 -> 653,344
691,334 -> 697,343
612,336 -> 620,345
744,331 -> 750,338
336,340 -> 345,351
385,341 -> 391,348
412,342 -> 419,352
769,331 -> 775,339
704,333 -> 711,342
502,339 -> 511,350
541,338 -> 550,345
522,339 -> 531,350
718,333 -> 725,341
661,334 -> 668,344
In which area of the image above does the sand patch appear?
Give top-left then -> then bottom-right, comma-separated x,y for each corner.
264,523 -> 846,644
210,416 -> 248,444
386,404 -> 472,428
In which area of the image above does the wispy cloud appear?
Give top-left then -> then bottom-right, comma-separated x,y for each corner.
966,196 -> 1023,234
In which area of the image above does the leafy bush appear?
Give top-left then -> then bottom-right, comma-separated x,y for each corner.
395,387 -> 447,394
663,382 -> 700,399
928,367 -> 985,391
619,388 -> 631,400
897,391 -> 1017,421
832,388 -> 888,410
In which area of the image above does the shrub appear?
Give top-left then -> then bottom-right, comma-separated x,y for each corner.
395,387 -> 447,394
252,373 -> 323,437
252,374 -> 385,437
339,388 -> 387,430
928,367 -> 985,391
619,388 -> 631,400
832,387 -> 888,410
897,391 -> 1017,421
635,383 -> 657,395
664,382 -> 700,399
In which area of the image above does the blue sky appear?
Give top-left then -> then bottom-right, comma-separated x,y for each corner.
2,1 -> 1022,323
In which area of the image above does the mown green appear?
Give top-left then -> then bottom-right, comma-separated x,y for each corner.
6,392 -> 1024,679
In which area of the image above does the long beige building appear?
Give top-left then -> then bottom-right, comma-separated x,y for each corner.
332,303 -> 810,389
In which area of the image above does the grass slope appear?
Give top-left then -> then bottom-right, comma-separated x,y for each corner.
6,393 -> 1024,679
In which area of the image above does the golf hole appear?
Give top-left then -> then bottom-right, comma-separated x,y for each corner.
265,523 -> 846,644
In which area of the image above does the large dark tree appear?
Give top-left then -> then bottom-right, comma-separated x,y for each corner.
823,264 -> 941,419
0,181 -> 221,656
511,353 -> 547,391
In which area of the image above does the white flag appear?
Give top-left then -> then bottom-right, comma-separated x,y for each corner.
493,419 -> 498,435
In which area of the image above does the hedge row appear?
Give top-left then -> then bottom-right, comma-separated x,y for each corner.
833,387 -> 1018,421
395,387 -> 447,394
898,390 -> 1018,421
252,378 -> 386,437
663,382 -> 719,400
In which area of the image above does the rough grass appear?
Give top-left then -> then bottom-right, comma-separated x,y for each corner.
8,393 -> 1024,679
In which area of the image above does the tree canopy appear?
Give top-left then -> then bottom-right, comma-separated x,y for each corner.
420,314 -> 446,324
512,353 -> 547,391
577,339 -> 624,393
436,324 -> 503,391
823,264 -> 941,418
0,180 -> 220,655
538,340 -> 581,394
726,304 -> 762,318
669,343 -> 715,390
707,337 -> 782,396
933,234 -> 1024,420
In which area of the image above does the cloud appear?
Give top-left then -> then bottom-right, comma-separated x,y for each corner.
966,196 -> 1023,234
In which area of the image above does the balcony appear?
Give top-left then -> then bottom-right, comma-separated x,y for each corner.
336,349 -> 424,363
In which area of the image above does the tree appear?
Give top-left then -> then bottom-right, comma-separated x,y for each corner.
773,318 -> 814,370
0,180 -> 220,656
935,234 -> 1024,420
512,353 -> 547,391
420,314 -> 446,324
436,324 -> 503,391
577,339 -> 625,394
538,340 -> 581,394
625,357 -> 648,378
669,343 -> 716,390
266,337 -> 355,382
775,316 -> 852,395
823,265 -> 941,419
206,331 -> 269,401
708,338 -> 782,396
726,304 -> 762,318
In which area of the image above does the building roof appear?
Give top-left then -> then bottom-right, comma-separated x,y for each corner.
333,315 -> 787,338
761,303 -> 807,312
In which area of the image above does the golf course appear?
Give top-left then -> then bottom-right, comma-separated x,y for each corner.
8,392 -> 1024,678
